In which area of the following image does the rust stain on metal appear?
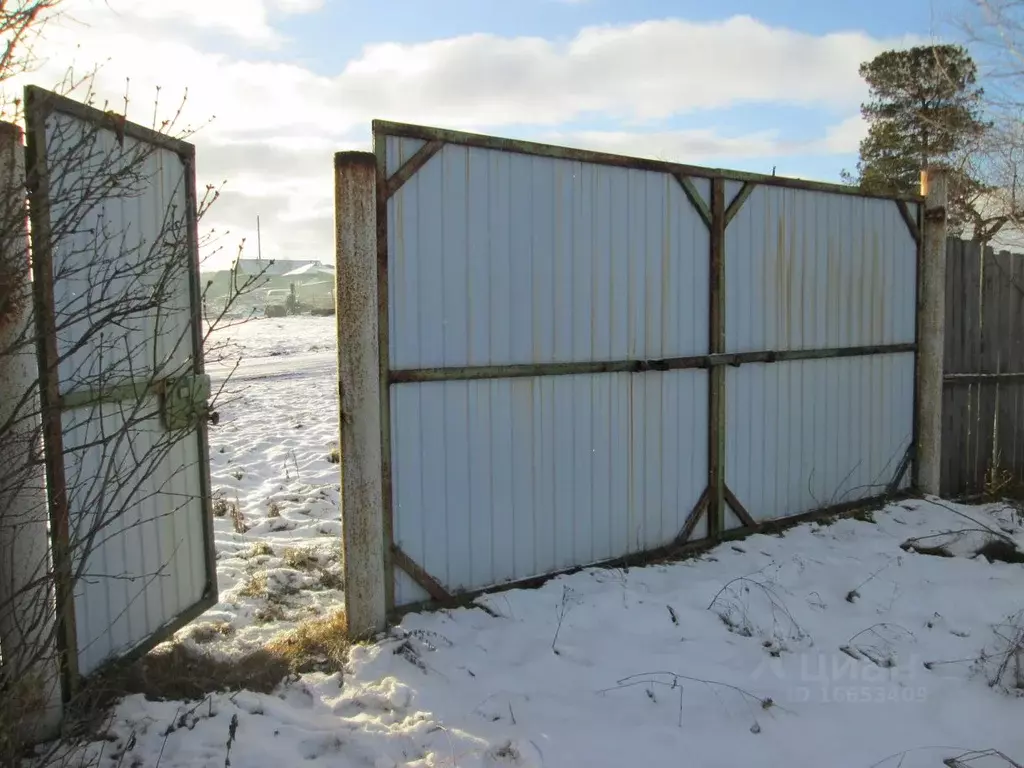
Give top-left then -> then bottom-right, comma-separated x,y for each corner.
873,231 -> 884,344
391,544 -> 455,604
826,233 -> 839,347
385,139 -> 443,200
775,210 -> 788,347
374,119 -> 924,204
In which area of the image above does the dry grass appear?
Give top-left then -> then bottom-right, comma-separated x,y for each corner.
246,542 -> 274,559
282,547 -> 318,571
280,547 -> 344,591
230,503 -> 248,534
76,611 -> 351,715
238,572 -> 268,599
266,610 -> 350,673
267,500 -> 282,519
318,568 -> 345,591
0,672 -> 55,767
254,603 -> 288,625
81,645 -> 293,709
184,621 -> 236,645
984,455 -> 1024,506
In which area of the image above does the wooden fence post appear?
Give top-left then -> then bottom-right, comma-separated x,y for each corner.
334,151 -> 387,637
915,167 -> 948,496
0,121 -> 63,740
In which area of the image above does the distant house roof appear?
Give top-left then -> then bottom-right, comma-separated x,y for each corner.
232,258 -> 333,277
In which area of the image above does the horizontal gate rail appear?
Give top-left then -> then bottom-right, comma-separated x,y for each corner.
944,372 -> 1024,383
389,344 -> 917,384
374,119 -> 924,204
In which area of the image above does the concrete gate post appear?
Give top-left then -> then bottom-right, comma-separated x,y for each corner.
915,167 -> 949,497
334,151 -> 387,637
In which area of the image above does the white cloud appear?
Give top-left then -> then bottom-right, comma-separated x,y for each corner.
542,120 -> 869,165
66,0 -> 323,46
11,4 -> 913,267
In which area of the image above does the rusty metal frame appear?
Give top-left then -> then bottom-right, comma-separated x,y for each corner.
390,545 -> 454,604
673,487 -> 709,546
707,178 -> 727,538
389,344 -> 917,384
724,486 -> 759,529
672,174 -> 712,227
24,86 -> 78,698
375,120 -> 924,204
724,182 -> 756,227
896,200 -> 921,244
23,86 -> 217,693
372,120 -> 923,613
373,132 -> 396,613
392,490 -> 909,620
385,139 -> 443,199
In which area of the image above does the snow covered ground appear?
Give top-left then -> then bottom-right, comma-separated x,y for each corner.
69,316 -> 1024,767
184,316 -> 343,655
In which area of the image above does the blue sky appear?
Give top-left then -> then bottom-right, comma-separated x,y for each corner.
282,0 -> 944,60
30,0 -> 969,266
275,0 -> 954,179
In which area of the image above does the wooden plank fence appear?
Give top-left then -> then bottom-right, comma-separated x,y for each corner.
941,238 -> 1024,498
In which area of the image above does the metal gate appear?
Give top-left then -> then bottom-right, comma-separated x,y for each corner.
363,121 -> 921,612
25,87 -> 216,685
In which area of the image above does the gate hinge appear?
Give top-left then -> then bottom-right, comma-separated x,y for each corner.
162,374 -> 212,431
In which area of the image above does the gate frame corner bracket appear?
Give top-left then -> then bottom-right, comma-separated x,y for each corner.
390,543 -> 455,606
896,199 -> 921,244
674,487 -> 710,546
724,181 -> 756,228
672,172 -> 713,229
724,485 -> 759,531
384,139 -> 444,200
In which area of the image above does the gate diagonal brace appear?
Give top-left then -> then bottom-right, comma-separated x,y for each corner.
896,200 -> 921,244
673,176 -> 756,231
724,182 -> 755,228
673,487 -> 710,546
887,444 -> 914,494
385,139 -> 444,199
391,544 -> 455,605
724,486 -> 759,530
673,174 -> 712,229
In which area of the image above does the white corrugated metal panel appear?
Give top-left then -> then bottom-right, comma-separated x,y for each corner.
725,186 -> 918,353
62,401 -> 207,675
45,111 -> 194,394
385,136 -> 425,175
390,371 -> 708,606
724,353 -> 914,525
385,137 -> 711,369
34,95 -> 213,676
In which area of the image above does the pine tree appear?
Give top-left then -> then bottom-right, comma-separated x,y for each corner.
851,44 -> 989,233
